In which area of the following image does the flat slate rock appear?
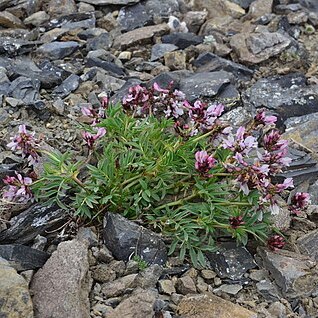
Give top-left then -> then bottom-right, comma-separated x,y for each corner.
81,0 -> 140,5
36,41 -> 80,60
297,229 -> 318,260
161,32 -> 203,49
0,244 -> 49,271
52,74 -> 80,98
150,43 -> 178,61
103,212 -> 167,265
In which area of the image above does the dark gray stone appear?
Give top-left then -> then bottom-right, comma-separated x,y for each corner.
243,73 -> 318,121
299,0 -> 318,12
0,244 -> 49,271
179,71 -> 234,102
52,74 -> 80,99
145,0 -> 179,20
258,248 -> 318,299
150,43 -> 178,62
87,33 -> 111,51
86,57 -> 126,77
36,41 -> 80,60
193,52 -> 253,80
118,3 -> 151,32
81,0 -> 139,4
43,13 -> 96,30
103,212 -> 167,265
9,76 -> 40,105
0,37 -> 38,56
256,280 -> 281,302
162,32 -> 203,49
110,78 -> 142,104
297,230 -> 318,260
229,0 -> 255,9
206,242 -> 257,280
0,204 -> 67,244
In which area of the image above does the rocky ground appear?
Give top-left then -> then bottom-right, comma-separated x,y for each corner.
1,0 -> 318,317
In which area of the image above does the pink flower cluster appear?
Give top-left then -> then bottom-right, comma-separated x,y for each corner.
195,150 -> 217,175
289,192 -> 311,215
7,124 -> 40,165
82,128 -> 106,150
2,173 -> 33,203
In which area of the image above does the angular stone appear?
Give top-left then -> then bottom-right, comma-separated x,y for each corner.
246,0 -> 273,19
46,0 -> 77,17
86,57 -> 126,77
162,32 -> 203,50
0,244 -> 49,271
101,273 -> 138,298
0,37 -> 37,56
92,264 -> 116,283
113,24 -> 169,50
43,13 -> 95,30
258,248 -> 318,299
0,11 -> 25,28
52,74 -> 80,99
297,230 -> 318,260
176,293 -> 257,318
183,11 -> 208,34
206,242 -> 256,280
230,31 -> 291,64
36,41 -> 79,60
176,276 -> 197,295
134,264 -> 163,289
0,204 -> 67,244
164,51 -> 186,71
158,279 -> 176,295
81,0 -> 139,4
145,0 -> 179,21
179,71 -> 234,102
0,257 -> 33,318
107,288 -> 158,318
8,76 -> 40,105
103,212 -> 167,265
256,279 -> 281,302
31,239 -> 91,318
214,283 -> 243,295
24,11 -> 50,26
87,33 -> 111,51
151,43 -> 178,62
193,52 -> 253,80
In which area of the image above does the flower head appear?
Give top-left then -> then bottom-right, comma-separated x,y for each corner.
229,216 -> 245,229
82,127 -> 106,149
289,192 -> 310,215
195,150 -> 217,175
267,235 -> 285,251
254,109 -> 277,126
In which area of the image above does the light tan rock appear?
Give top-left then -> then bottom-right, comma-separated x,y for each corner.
0,11 -> 25,28
177,293 -> 257,318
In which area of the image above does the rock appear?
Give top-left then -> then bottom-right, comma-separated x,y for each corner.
86,57 -> 126,77
31,239 -> 91,318
0,204 -> 67,244
176,276 -> 197,295
183,11 -> 208,34
36,41 -> 80,60
0,257 -> 33,318
230,31 -> 291,64
0,11 -> 25,28
150,43 -> 178,62
162,32 -> 203,49
230,0 -> 255,9
214,284 -> 243,295
193,52 -> 253,80
176,293 -> 257,318
255,279 -> 281,302
118,51 -> 132,61
168,15 -> 188,33
0,37 -> 37,56
92,264 -> 116,283
206,242 -> 256,280
24,11 -> 50,26
0,244 -> 49,271
117,2 -> 151,32
145,0 -> 179,22
101,273 -> 138,298
103,212 -> 167,265
258,248 -> 318,299
43,13 -> 95,30
267,301 -> 287,318
92,245 -> 114,263
246,0 -> 273,20
134,264 -> 163,289
164,51 -> 186,70
107,288 -> 158,318
200,269 -> 217,280
76,227 -> 98,247
179,71 -> 235,103
81,0 -> 139,4
52,74 -> 80,99
78,2 -> 95,12
87,33 -> 111,51
297,230 -> 318,260
46,0 -> 77,17
113,24 -> 169,50
125,260 -> 140,275
9,76 -> 40,105
158,279 -> 176,295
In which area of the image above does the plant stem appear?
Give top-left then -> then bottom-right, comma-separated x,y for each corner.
154,192 -> 198,211
215,201 -> 252,206
71,175 -> 86,190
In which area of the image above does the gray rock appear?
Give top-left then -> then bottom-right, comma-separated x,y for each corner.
52,74 -> 80,99
230,0 -> 254,9
206,242 -> 257,280
176,276 -> 197,294
162,32 -> 203,49
31,239 -> 91,318
0,11 -> 25,28
297,230 -> 318,260
230,31 -> 291,64
103,212 -> 167,265
86,57 -> 126,77
158,279 -> 176,295
258,248 -> 318,299
24,11 -> 50,26
134,264 -> 163,289
101,273 -> 138,298
246,0 -> 273,19
92,264 -> 116,283
0,244 -> 49,271
46,0 -> 77,17
8,76 -> 40,105
44,12 -> 95,30
118,2 -> 151,32
256,279 -> 281,302
81,0 -> 139,4
183,11 -> 208,34
36,41 -> 79,60
0,257 -> 33,318
76,227 -> 98,247
179,71 -> 234,102
145,0 -> 180,21
151,43 -> 178,62
0,204 -> 67,244
107,288 -> 158,318
92,245 -> 114,263
193,52 -> 253,80
214,284 -> 243,295
87,33 -> 111,51
164,51 -> 186,70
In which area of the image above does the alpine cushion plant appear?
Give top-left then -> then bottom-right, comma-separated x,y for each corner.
1,82 -> 310,266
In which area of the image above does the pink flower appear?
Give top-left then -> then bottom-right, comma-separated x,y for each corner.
195,150 -> 217,175
2,172 -> 33,203
255,109 -> 277,126
267,235 -> 285,251
289,192 -> 310,215
229,216 -> 245,229
82,128 -> 106,149
153,82 -> 169,93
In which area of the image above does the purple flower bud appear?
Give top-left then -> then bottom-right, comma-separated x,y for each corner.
289,192 -> 310,215
82,128 -> 106,149
255,109 -> 277,125
267,235 -> 285,251
229,216 -> 245,229
195,150 -> 217,175
153,82 -> 169,93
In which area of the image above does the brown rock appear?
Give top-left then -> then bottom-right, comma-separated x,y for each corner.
176,276 -> 197,295
0,11 -> 25,28
245,0 -> 273,20
92,264 -> 116,283
177,293 -> 257,318
31,239 -> 91,318
46,0 -> 77,17
101,274 -> 137,298
113,24 -> 169,50
164,51 -> 186,70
